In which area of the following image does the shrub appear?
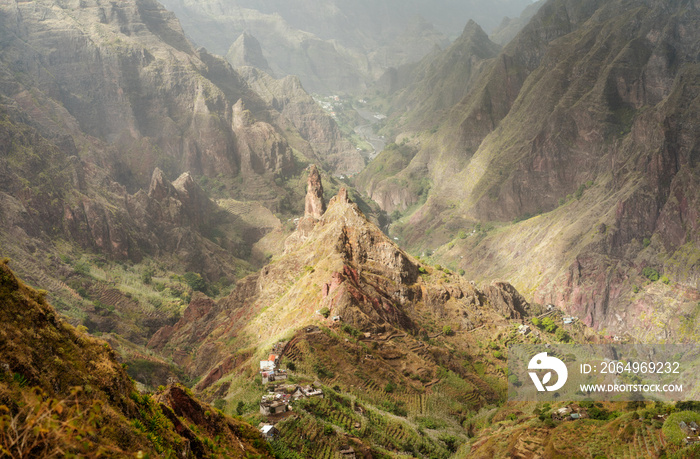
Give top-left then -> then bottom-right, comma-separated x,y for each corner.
183,272 -> 206,292
380,400 -> 407,417
341,324 -> 360,337
319,307 -> 330,318
555,328 -> 571,343
418,266 -> 427,275
417,417 -> 442,430
439,434 -> 459,452
660,275 -> 670,285
642,267 -> 659,282
74,261 -> 90,275
442,325 -> 453,336
213,399 -> 226,411
141,266 -> 155,285
458,269 -> 465,276
541,317 -> 557,333
643,237 -> 651,248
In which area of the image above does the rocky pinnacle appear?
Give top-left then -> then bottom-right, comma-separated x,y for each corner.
304,164 -> 326,219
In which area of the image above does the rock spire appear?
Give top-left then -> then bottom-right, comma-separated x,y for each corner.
304,164 -> 326,219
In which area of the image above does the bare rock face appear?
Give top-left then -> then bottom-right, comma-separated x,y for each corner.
304,164 -> 326,219
144,168 -> 213,231
226,32 -> 273,74
239,67 -> 366,175
482,281 -> 529,319
148,168 -> 178,201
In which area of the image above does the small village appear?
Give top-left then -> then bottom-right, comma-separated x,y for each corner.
257,341 -> 326,440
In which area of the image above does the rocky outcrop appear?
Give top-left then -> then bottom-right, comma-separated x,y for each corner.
226,32 -> 273,74
482,281 -> 530,320
304,165 -> 326,219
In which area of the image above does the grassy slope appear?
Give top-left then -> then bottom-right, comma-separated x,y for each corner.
0,258 -> 272,457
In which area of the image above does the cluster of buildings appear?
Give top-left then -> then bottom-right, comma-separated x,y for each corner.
258,340 -> 324,418
679,421 -> 700,445
259,383 -> 325,416
260,341 -> 289,384
551,405 -> 587,421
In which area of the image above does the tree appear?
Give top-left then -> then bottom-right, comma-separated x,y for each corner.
541,317 -> 557,333
141,266 -> 155,284
183,272 -> 206,292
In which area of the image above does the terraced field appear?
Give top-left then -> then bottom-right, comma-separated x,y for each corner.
217,199 -> 281,232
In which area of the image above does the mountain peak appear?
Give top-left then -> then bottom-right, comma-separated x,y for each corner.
148,167 -> 176,201
330,186 -> 352,206
462,18 -> 484,35
226,31 -> 273,74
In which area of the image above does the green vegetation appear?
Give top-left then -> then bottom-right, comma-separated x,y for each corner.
555,328 -> 571,343
183,271 -> 206,292
663,411 -> 700,446
541,317 -> 557,333
642,267 -> 660,282
0,261 -> 270,457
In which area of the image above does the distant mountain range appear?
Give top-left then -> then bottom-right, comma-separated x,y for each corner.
159,0 -> 535,93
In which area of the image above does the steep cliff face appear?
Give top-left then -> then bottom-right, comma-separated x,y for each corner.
238,67 -> 366,174
304,164 -> 326,219
0,0 -> 301,191
363,0 -> 700,339
383,20 -> 502,132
